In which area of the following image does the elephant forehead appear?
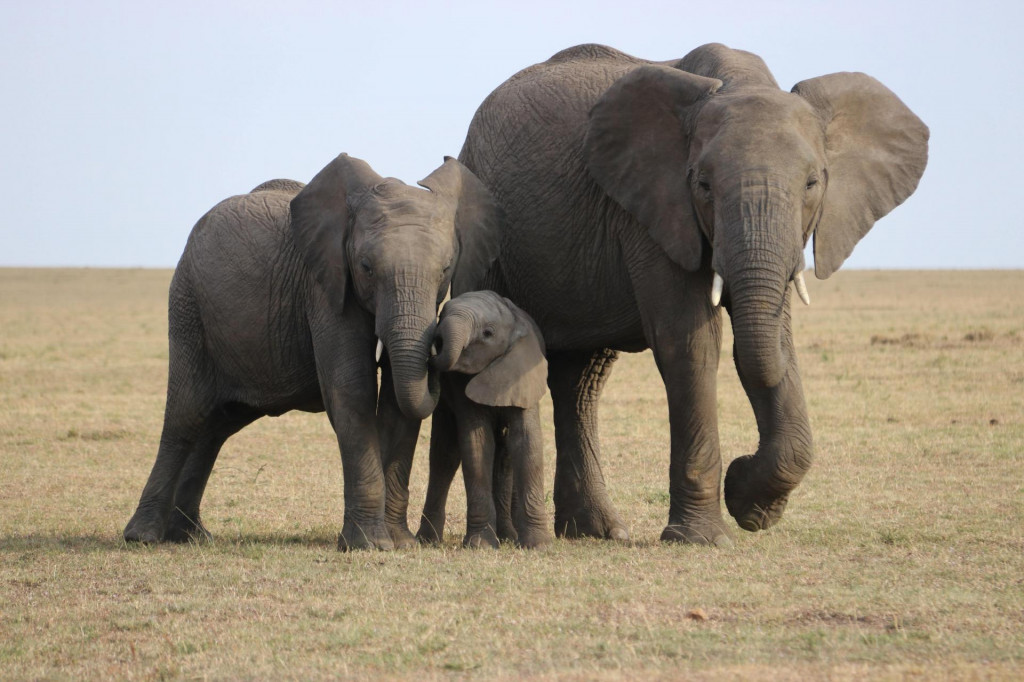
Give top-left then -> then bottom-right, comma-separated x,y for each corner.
696,91 -> 825,166
699,89 -> 822,141
356,180 -> 455,230
443,292 -> 511,324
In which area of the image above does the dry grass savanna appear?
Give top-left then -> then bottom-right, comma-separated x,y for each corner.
1,268 -> 1022,680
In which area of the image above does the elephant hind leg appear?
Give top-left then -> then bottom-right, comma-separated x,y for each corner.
548,348 -> 629,541
124,377 -> 256,545
163,403 -> 261,543
124,411 -> 206,544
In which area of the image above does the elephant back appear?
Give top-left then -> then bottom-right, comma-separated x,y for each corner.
461,44 -> 643,191
675,43 -> 779,91
250,178 -> 306,196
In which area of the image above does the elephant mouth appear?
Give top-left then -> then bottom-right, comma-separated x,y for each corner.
709,270 -> 810,309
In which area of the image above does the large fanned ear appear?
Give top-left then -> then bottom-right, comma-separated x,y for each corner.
419,157 -> 503,295
585,65 -> 721,271
289,153 -> 383,313
792,73 -> 929,279
466,307 -> 548,409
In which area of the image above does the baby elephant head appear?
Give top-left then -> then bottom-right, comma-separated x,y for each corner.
432,291 -> 548,408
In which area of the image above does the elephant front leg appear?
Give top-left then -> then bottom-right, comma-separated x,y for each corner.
416,404 -> 460,544
458,411 -> 500,549
630,257 -> 732,546
491,440 -> 518,543
724,318 -> 813,532
377,360 -> 422,549
316,334 -> 394,551
331,406 -> 394,551
549,349 -> 629,541
656,351 -> 733,547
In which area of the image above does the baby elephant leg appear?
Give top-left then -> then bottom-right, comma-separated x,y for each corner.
458,410 -> 500,549
492,439 -> 518,543
505,406 -> 553,549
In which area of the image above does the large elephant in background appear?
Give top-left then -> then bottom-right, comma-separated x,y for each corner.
123,153 -> 500,550
458,43 -> 929,544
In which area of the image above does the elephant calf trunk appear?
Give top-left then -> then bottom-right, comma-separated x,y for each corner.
432,312 -> 471,372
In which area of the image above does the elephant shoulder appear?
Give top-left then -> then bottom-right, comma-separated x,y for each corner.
250,178 -> 305,196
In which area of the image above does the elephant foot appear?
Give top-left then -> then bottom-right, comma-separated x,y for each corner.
496,515 -> 518,544
463,528 -> 500,549
386,521 -> 419,550
724,454 -> 790,532
415,514 -> 445,545
515,526 -> 554,550
163,509 -> 213,544
123,516 -> 161,540
660,515 -> 734,547
123,510 -> 167,544
554,500 -> 629,541
338,519 -> 395,551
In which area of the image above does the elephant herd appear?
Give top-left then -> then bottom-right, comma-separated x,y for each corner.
123,43 -> 929,550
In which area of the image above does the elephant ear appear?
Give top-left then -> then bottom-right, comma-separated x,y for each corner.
792,73 -> 929,279
290,154 -> 383,313
419,157 -> 503,296
585,65 -> 722,271
466,307 -> 548,409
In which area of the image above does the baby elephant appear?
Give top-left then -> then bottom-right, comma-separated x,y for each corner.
416,291 -> 553,549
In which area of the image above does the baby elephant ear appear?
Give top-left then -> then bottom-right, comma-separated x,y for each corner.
466,310 -> 548,409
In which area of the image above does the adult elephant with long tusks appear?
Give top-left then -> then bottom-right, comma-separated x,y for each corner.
123,153 -> 500,550
458,43 -> 928,544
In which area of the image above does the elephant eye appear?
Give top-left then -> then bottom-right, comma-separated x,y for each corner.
698,179 -> 711,192
806,177 -> 819,191
482,327 -> 494,339
359,258 -> 373,276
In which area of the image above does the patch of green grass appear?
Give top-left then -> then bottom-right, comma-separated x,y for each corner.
1,268 -> 1023,679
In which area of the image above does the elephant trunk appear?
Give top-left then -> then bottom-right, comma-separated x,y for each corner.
431,309 -> 472,372
716,184 -> 805,389
378,291 -> 441,421
727,262 -> 789,389
717,189 -> 814,531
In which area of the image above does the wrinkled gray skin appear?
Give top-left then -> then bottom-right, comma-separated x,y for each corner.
123,153 -> 501,550
415,291 -> 552,549
458,44 -> 929,544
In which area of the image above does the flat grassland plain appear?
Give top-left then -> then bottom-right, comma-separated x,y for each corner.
1,268 -> 1022,680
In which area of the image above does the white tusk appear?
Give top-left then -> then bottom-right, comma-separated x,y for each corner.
430,342 -> 438,357
375,338 -> 384,363
710,272 -> 724,307
794,272 -> 811,306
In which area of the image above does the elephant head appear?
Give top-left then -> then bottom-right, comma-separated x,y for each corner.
585,43 -> 929,389
432,291 -> 548,408
290,154 -> 502,420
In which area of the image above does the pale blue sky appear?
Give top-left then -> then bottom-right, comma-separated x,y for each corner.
1,1 -> 1020,269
